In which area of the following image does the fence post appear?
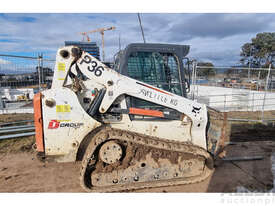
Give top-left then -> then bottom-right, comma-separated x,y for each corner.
196,84 -> 199,99
191,61 -> 197,100
38,54 -> 41,91
261,63 -> 272,122
224,94 -> 226,112
194,62 -> 197,100
248,91 -> 251,112
252,92 -> 254,112
0,96 -> 3,110
41,53 -> 43,87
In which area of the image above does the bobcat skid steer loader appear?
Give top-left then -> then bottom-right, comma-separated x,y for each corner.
33,44 -> 229,192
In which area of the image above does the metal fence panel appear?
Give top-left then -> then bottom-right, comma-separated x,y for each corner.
190,63 -> 275,123
1,53 -> 275,123
0,53 -> 55,114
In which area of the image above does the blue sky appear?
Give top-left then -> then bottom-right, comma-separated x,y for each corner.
0,13 -> 274,66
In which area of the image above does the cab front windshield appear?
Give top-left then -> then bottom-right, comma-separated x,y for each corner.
127,51 -> 182,96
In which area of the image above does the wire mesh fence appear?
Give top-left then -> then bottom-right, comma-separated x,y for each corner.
1,52 -> 275,124
190,63 -> 275,123
0,53 -> 55,113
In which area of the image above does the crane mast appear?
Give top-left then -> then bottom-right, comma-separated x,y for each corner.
79,26 -> 116,61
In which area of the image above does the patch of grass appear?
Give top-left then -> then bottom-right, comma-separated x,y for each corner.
0,114 -> 35,154
0,135 -> 35,154
228,110 -> 275,120
0,113 -> 33,124
230,121 -> 275,141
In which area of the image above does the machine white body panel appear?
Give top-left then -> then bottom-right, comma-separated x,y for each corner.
40,46 -> 209,162
41,87 -> 101,162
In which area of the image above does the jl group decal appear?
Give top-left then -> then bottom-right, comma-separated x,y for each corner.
48,120 -> 84,129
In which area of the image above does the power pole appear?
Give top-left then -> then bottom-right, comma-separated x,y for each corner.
137,13 -> 146,43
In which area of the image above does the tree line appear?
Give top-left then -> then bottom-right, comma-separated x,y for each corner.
196,32 -> 275,78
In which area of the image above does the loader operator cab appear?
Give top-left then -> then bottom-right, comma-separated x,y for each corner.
113,43 -> 191,114
114,43 -> 191,97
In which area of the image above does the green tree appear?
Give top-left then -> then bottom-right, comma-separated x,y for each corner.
240,32 -> 275,68
196,62 -> 215,79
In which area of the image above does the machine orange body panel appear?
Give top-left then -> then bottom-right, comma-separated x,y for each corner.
129,107 -> 164,118
33,92 -> 44,152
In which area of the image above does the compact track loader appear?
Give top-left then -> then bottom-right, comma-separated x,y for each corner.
33,43 -> 229,192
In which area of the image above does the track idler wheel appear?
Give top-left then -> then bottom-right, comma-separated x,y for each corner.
99,141 -> 123,164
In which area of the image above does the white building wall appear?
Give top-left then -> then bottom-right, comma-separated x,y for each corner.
190,85 -> 275,112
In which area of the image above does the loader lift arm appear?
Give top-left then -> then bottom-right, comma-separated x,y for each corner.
61,46 -> 209,149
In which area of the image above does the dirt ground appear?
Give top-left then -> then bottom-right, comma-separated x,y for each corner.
0,141 -> 274,192
0,113 -> 275,192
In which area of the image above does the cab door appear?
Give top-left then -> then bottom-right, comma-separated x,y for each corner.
125,51 -> 183,119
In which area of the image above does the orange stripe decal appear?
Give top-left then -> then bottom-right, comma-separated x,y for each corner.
129,107 -> 164,118
33,92 -> 44,152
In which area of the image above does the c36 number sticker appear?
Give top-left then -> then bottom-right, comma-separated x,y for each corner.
79,55 -> 104,77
